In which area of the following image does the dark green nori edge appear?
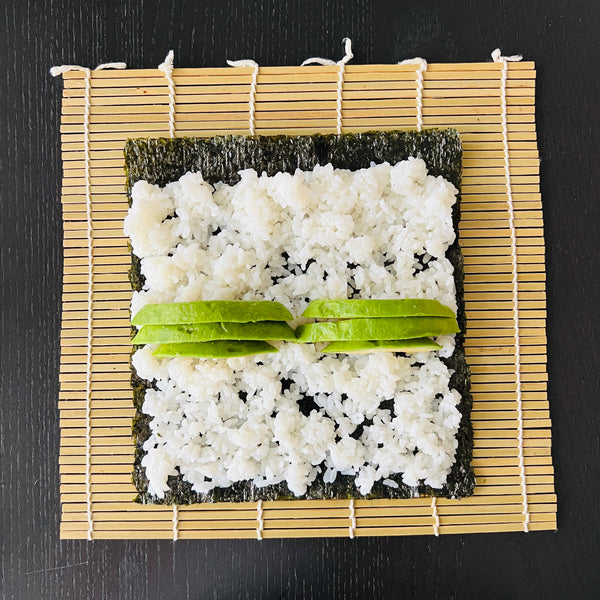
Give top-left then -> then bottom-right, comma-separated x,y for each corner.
125,130 -> 475,504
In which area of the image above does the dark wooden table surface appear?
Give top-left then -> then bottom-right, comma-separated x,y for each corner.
2,1 -> 599,598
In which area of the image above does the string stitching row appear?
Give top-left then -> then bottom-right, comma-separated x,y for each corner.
302,38 -> 353,134
413,58 -> 434,531
431,497 -> 440,536
158,50 -> 181,539
51,60 -> 126,540
492,48 -> 529,533
348,498 -> 356,539
399,56 -> 437,533
256,500 -> 264,540
227,59 -> 259,135
159,50 -> 177,138
399,58 -> 427,131
172,504 -> 179,541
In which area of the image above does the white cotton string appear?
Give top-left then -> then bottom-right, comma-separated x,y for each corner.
256,500 -> 264,540
227,59 -> 259,135
399,58 -> 427,131
491,48 -> 523,64
158,50 -> 177,138
79,65 -> 94,543
51,59 -> 127,541
431,497 -> 440,536
300,56 -> 336,66
156,63 -> 177,554
302,38 -> 354,134
50,65 -> 89,77
348,498 -> 357,539
334,38 -> 353,134
159,57 -> 178,522
172,505 -> 179,541
95,61 -> 127,71
492,48 -> 529,533
50,61 -> 126,78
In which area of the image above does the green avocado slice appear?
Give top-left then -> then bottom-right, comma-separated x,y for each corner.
295,316 -> 459,343
153,340 -> 278,358
301,298 -> 455,319
133,321 -> 296,344
132,300 -> 293,326
322,338 -> 442,354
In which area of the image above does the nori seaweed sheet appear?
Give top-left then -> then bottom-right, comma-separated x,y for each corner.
124,130 -> 475,504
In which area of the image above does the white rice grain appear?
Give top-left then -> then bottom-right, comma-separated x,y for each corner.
125,158 -> 462,498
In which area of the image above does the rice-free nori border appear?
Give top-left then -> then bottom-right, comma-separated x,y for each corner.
125,130 -> 475,503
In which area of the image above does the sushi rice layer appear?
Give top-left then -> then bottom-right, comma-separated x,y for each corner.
124,158 -> 462,498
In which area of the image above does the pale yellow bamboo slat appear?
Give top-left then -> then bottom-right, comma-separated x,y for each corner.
59,63 -> 534,79
57,519 -> 556,539
59,112 -> 537,135
61,69 -> 536,88
61,79 -> 536,100
62,84 -> 536,102
59,107 -> 537,128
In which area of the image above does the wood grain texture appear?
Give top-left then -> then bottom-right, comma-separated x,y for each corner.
1,0 -> 599,598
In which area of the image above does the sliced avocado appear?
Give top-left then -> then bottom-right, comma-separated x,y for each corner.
153,340 -> 278,358
295,316 -> 459,343
132,300 -> 293,326
322,338 -> 442,354
133,321 -> 296,344
301,298 -> 455,319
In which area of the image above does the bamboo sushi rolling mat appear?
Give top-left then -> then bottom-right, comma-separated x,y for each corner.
54,55 -> 555,539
